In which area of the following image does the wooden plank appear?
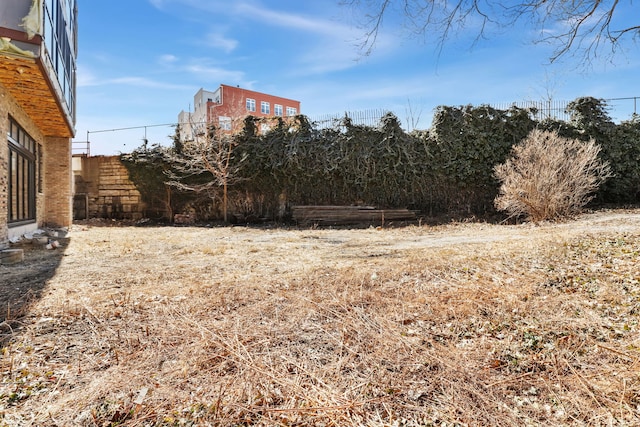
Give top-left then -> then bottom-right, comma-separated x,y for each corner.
0,54 -> 73,138
292,205 -> 416,225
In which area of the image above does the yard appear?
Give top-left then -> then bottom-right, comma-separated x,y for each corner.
1,210 -> 640,426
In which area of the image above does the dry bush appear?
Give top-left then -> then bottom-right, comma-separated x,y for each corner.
494,129 -> 612,222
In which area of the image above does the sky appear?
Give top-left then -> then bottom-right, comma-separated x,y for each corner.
74,1 -> 640,155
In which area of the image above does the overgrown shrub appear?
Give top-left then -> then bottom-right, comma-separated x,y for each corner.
121,97 -> 638,223
121,145 -> 181,220
428,105 -> 536,213
494,129 -> 612,222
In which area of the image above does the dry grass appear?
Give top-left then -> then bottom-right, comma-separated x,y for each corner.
1,211 -> 640,426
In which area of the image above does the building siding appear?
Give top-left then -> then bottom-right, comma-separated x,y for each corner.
1,82 -> 52,243
0,109 -> 7,248
213,84 -> 300,122
1,0 -> 77,245
178,85 -> 301,141
1,83 -> 73,241
43,136 -> 72,227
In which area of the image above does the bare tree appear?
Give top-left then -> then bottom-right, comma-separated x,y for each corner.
343,0 -> 639,62
404,98 -> 424,131
166,114 -> 247,223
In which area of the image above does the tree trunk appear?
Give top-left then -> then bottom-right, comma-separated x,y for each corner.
223,180 -> 228,223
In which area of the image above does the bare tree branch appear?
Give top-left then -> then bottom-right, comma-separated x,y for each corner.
165,107 -> 248,222
344,0 -> 638,62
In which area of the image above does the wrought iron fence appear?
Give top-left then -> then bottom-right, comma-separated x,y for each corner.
310,108 -> 390,130
492,97 -> 638,123
312,96 -> 639,133
490,100 -> 572,122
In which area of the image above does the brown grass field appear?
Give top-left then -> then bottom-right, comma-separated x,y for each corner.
1,210 -> 640,426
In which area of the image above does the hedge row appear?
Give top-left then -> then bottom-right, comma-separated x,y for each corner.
122,97 -> 640,222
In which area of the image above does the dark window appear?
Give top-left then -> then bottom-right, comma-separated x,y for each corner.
38,143 -> 43,193
43,0 -> 77,121
7,118 -> 37,224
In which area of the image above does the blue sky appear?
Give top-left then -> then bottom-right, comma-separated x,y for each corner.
75,1 -> 639,155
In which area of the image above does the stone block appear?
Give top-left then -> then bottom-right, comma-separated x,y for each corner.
0,249 -> 24,264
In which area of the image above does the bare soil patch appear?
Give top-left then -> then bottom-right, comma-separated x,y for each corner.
1,210 -> 640,426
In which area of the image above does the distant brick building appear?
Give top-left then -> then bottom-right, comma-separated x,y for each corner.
0,0 -> 78,246
178,85 -> 301,141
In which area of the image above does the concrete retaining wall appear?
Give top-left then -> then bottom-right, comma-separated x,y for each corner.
73,155 -> 145,220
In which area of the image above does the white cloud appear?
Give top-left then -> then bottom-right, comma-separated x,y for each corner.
76,64 -> 99,87
144,0 -> 390,76
148,0 -> 230,14
159,54 -> 179,64
148,0 -> 167,10
110,76 -> 192,90
294,45 -> 360,75
205,32 -> 239,53
183,63 -> 246,84
77,65 -> 191,90
234,3 -> 353,37
232,2 -> 396,76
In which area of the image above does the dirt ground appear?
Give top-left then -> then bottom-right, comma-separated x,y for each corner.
1,236 -> 68,325
1,209 -> 640,425
3,209 -> 639,312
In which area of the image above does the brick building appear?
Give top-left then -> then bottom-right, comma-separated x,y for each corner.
178,84 -> 301,142
0,0 -> 77,247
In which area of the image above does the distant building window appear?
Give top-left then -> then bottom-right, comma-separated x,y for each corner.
274,104 -> 283,116
219,116 -> 232,131
286,107 -> 298,116
246,98 -> 256,112
260,123 -> 270,134
261,101 -> 270,115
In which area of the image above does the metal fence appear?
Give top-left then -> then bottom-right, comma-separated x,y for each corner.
490,100 -> 572,122
312,96 -> 639,133
492,97 -> 639,123
604,96 -> 639,121
72,140 -> 90,156
76,97 -> 638,156
310,108 -> 390,130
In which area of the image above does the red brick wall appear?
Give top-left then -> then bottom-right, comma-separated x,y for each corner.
208,84 -> 301,122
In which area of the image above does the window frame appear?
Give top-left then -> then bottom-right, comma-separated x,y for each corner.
219,116 -> 232,131
246,98 -> 256,112
274,104 -> 283,116
286,106 -> 298,116
7,117 -> 37,225
261,101 -> 270,115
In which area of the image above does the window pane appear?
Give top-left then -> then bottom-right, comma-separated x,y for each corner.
8,119 -> 37,223
219,116 -> 232,131
286,107 -> 297,116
